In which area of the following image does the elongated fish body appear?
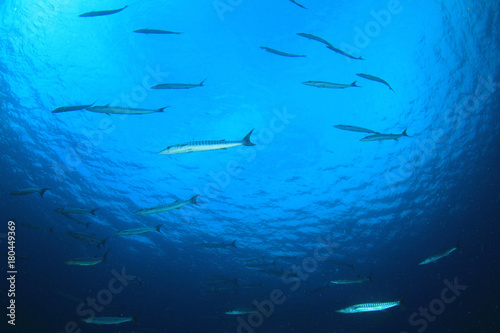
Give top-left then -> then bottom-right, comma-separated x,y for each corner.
10,187 -> 49,198
333,125 -> 379,134
198,240 -> 237,249
303,81 -> 359,89
260,46 -> 306,57
134,195 -> 198,215
54,207 -> 99,215
79,5 -> 128,17
296,33 -> 333,47
159,129 -> 256,154
151,79 -> 205,89
337,301 -> 400,313
360,129 -> 409,142
225,307 -> 258,315
419,244 -> 460,265
81,312 -> 139,325
85,105 -> 168,115
134,29 -> 181,34
289,0 -> 307,9
115,224 -> 163,236
59,213 -> 91,228
52,104 -> 94,113
330,276 -> 372,285
65,249 -> 110,266
356,73 -> 394,92
326,45 -> 364,60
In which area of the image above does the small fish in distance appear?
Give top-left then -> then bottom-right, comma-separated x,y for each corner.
333,125 -> 379,134
303,81 -> 360,89
360,129 -> 409,141
79,5 -> 128,17
151,79 -> 206,89
134,196 -> 199,215
133,28 -> 181,34
296,32 -> 333,47
326,45 -> 364,60
260,46 -> 306,57
10,188 -> 49,198
85,105 -> 169,115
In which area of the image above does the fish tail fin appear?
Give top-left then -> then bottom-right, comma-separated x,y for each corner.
402,129 -> 409,137
90,208 -> 99,216
39,188 -> 50,198
102,249 -> 110,263
155,224 -> 163,233
231,240 -> 237,248
131,311 -> 141,324
200,78 -> 207,86
399,293 -> 408,309
97,237 -> 108,249
241,129 -> 256,146
191,195 -> 200,206
157,106 -> 170,112
390,87 -> 396,93
351,81 -> 360,87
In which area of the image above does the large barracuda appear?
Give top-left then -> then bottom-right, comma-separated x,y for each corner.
303,81 -> 360,89
65,249 -> 110,266
79,5 -> 128,17
419,243 -> 461,265
10,187 -> 49,198
158,129 -> 256,154
333,125 -> 379,134
85,105 -> 168,115
336,300 -> 402,313
260,46 -> 306,57
134,195 -> 199,215
150,79 -> 205,89
81,312 -> 139,325
360,129 -> 409,141
115,224 -> 163,236
356,73 -> 394,92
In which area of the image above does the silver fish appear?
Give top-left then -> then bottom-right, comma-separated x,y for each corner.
333,125 -> 379,134
10,188 -> 49,198
134,195 -> 199,215
303,80 -> 360,89
225,307 -> 259,315
65,249 -> 110,266
260,46 -> 306,57
151,79 -> 205,89
133,28 -> 181,34
114,224 -> 163,236
81,312 -> 140,325
337,300 -> 402,313
419,243 -> 461,265
158,129 -> 255,154
356,73 -> 394,92
79,5 -> 128,17
51,104 -> 94,113
85,105 -> 169,115
296,33 -> 333,47
360,129 -> 409,141
330,275 -> 372,285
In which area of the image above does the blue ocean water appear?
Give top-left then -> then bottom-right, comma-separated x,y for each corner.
1,0 -> 499,332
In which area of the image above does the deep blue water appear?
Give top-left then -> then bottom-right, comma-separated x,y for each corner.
1,0 -> 500,332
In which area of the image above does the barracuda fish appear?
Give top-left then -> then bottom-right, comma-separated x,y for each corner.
21,222 -> 54,233
85,105 -> 168,115
51,103 -> 94,113
54,207 -> 99,215
134,28 -> 181,34
225,307 -> 259,315
289,0 -> 307,9
333,125 -> 379,134
58,213 -> 91,228
67,231 -> 108,248
260,46 -> 306,57
419,243 -> 461,265
198,240 -> 237,249
10,188 -> 49,198
150,79 -> 205,89
360,129 -> 409,142
114,224 -> 163,236
356,73 -> 394,92
303,81 -> 359,89
326,45 -> 364,60
134,195 -> 198,215
65,249 -> 110,266
79,5 -> 128,17
81,312 -> 140,325
330,275 -> 372,285
296,33 -> 333,47
158,129 -> 255,154
336,300 -> 402,313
